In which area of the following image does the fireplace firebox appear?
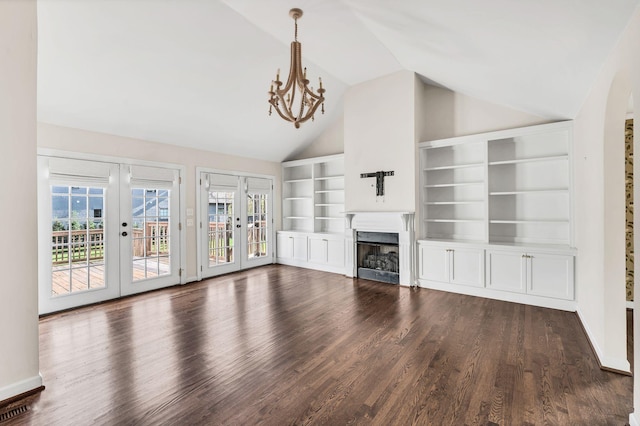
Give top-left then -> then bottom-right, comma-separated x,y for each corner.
356,231 -> 400,284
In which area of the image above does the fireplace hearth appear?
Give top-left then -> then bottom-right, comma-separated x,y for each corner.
356,231 -> 400,284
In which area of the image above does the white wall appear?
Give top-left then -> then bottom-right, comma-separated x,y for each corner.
570,4 -> 640,412
298,80 -> 547,161
344,71 -> 418,212
0,0 -> 42,402
419,84 -> 549,141
294,115 -> 344,160
37,123 -> 282,281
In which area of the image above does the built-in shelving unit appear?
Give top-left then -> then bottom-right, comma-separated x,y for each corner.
282,162 -> 314,232
487,126 -> 571,246
421,138 -> 487,243
281,153 -> 345,234
417,121 -> 576,310
278,154 -> 346,274
419,121 -> 573,247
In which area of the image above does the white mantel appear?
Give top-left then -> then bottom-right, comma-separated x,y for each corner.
345,211 -> 415,286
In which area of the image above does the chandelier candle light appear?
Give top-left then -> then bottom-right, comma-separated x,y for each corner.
268,8 -> 325,128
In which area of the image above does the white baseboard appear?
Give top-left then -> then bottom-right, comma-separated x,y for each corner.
0,374 -> 43,402
630,412 -> 640,426
576,307 -> 631,373
627,301 -> 634,310
276,259 -> 346,275
417,279 -> 577,312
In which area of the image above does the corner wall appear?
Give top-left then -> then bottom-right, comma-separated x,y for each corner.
574,6 -> 640,377
37,123 -> 282,282
571,2 -> 640,381
0,0 -> 42,401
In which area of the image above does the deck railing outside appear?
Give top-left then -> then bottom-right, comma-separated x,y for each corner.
52,220 -> 267,265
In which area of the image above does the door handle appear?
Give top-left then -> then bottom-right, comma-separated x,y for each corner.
236,224 -> 241,228
122,231 -> 128,237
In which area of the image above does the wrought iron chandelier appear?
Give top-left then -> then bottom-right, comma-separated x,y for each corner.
268,8 -> 325,129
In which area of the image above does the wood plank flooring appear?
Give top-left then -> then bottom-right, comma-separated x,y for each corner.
10,265 -> 633,425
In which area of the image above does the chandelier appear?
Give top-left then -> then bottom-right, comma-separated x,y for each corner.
268,8 -> 325,129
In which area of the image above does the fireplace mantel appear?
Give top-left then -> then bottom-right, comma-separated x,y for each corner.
345,211 -> 415,286
344,211 -> 415,232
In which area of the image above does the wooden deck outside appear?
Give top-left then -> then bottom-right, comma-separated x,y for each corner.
51,258 -> 171,297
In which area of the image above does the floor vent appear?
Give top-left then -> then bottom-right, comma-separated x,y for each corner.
0,404 -> 28,423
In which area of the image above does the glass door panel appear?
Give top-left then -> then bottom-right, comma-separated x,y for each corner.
50,185 -> 106,296
246,193 -> 269,260
131,188 -> 172,281
208,191 -> 235,267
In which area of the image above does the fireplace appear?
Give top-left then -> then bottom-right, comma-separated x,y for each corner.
345,211 -> 415,286
356,232 -> 399,284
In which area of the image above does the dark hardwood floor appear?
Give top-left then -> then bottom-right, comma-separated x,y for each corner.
9,265 -> 633,425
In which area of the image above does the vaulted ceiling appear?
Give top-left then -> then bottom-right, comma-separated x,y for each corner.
37,0 -> 640,162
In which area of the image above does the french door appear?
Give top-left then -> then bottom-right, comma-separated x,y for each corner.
37,156 -> 182,314
199,172 -> 273,278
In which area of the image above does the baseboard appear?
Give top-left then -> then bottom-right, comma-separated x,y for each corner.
0,374 -> 43,403
628,301 -> 634,310
630,412 -> 640,426
276,259 -> 346,275
417,279 -> 577,312
575,307 -> 631,375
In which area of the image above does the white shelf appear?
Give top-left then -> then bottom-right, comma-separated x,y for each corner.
315,175 -> 343,181
423,162 -> 484,171
284,197 -> 312,200
316,217 -> 343,220
315,203 -> 342,207
425,219 -> 484,223
490,219 -> 569,224
425,201 -> 483,205
285,216 -> 312,220
284,178 -> 313,183
425,182 -> 484,188
315,189 -> 344,194
488,154 -> 568,166
489,189 -> 568,195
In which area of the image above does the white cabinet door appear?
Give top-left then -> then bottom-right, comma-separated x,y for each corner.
527,252 -> 574,300
307,236 -> 327,264
419,245 -> 449,282
327,238 -> 345,267
292,234 -> 308,261
450,248 -> 484,287
276,232 -> 294,259
486,250 -> 525,293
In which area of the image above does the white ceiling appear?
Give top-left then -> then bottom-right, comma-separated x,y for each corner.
37,0 -> 640,162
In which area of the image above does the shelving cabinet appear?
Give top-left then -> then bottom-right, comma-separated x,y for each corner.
487,127 -> 571,246
421,139 -> 486,242
417,121 -> 576,311
278,154 -> 345,274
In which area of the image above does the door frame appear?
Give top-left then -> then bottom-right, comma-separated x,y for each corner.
195,167 -> 275,280
38,149 -> 187,311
